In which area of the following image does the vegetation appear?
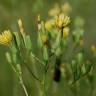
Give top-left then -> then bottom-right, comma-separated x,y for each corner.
0,1 -> 96,96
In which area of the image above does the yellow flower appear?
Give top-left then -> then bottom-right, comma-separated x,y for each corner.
63,27 -> 70,38
48,3 -> 60,17
45,20 -> 55,31
61,2 -> 72,14
0,30 -> 13,45
55,13 -> 71,29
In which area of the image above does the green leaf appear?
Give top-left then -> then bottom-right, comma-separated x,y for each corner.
25,35 -> 32,51
5,52 -> 12,63
13,32 -> 21,48
38,33 -> 43,48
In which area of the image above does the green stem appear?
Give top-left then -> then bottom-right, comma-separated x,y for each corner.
24,63 -> 42,82
42,61 -> 48,96
19,77 -> 29,96
9,63 -> 29,96
30,53 -> 42,96
31,52 -> 45,66
42,72 -> 46,96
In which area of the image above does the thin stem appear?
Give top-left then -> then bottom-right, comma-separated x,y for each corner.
42,72 -> 46,96
22,83 -> 28,96
30,53 -> 42,96
11,43 -> 42,83
24,62 -> 42,82
9,63 -> 29,96
42,62 -> 48,96
31,52 -> 45,66
19,77 -> 29,96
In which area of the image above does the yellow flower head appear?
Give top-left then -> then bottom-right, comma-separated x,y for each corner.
55,13 -> 71,29
45,20 -> 55,32
61,2 -> 72,14
63,27 -> 70,38
0,30 -> 13,45
48,3 -> 60,17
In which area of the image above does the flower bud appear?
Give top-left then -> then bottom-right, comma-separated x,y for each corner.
41,35 -> 48,45
48,3 -> 60,17
45,20 -> 55,32
18,19 -> 24,35
62,2 -> 72,14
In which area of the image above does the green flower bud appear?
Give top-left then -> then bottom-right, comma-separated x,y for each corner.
43,46 -> 49,62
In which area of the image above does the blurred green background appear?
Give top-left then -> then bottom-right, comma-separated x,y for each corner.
0,0 -> 96,96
